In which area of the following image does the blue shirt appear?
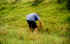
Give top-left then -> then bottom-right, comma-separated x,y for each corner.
26,13 -> 40,22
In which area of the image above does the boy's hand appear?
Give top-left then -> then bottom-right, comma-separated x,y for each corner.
39,20 -> 43,29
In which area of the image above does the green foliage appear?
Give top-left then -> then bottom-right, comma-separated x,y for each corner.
66,0 -> 70,10
32,0 -> 44,6
0,0 -> 70,44
57,0 -> 66,4
65,16 -> 70,23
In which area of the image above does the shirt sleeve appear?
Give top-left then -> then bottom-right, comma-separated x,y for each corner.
34,13 -> 40,20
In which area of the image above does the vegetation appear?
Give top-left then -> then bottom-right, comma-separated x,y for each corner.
0,0 -> 70,44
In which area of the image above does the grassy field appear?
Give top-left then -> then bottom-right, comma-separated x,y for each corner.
0,0 -> 70,44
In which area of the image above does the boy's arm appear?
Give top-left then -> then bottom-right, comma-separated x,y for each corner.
38,20 -> 42,28
35,14 -> 43,28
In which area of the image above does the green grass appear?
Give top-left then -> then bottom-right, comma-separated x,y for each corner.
0,0 -> 70,44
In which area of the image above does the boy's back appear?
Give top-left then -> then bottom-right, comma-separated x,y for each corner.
26,13 -> 40,21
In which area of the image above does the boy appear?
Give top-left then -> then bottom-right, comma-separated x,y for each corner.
26,13 -> 42,32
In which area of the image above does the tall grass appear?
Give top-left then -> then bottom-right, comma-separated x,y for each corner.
0,0 -> 70,44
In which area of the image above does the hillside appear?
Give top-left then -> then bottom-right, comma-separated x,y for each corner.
0,0 -> 70,44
